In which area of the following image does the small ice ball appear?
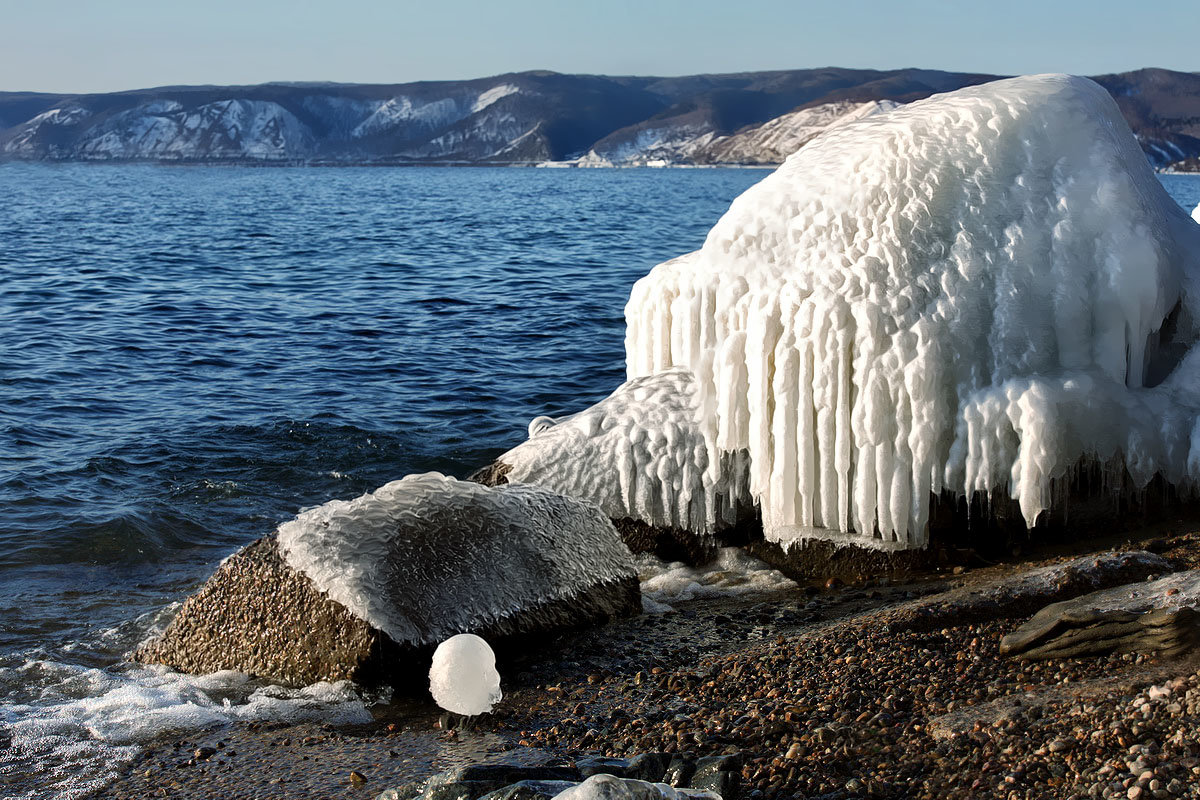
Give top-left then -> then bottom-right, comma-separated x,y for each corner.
428,633 -> 502,715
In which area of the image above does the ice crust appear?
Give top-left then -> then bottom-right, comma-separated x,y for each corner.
613,74 -> 1200,548
428,633 -> 502,715
276,473 -> 636,646
503,368 -> 754,533
553,774 -> 719,800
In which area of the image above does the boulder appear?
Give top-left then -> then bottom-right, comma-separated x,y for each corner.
1001,570 -> 1200,659
136,474 -> 641,685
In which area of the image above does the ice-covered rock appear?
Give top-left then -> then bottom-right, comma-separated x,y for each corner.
553,774 -> 720,800
137,474 -> 641,685
496,369 -> 755,542
429,634 -> 502,715
1193,202 -> 1200,224
522,74 -> 1200,551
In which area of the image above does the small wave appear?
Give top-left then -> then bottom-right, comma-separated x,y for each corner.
0,662 -> 375,800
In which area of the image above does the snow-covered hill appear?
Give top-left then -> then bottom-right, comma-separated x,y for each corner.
2,67 -> 1198,167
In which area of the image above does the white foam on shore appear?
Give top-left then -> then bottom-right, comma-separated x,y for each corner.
638,547 -> 797,612
0,659 -> 372,800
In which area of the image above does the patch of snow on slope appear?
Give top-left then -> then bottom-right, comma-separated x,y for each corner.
472,83 -> 520,113
702,100 -> 897,164
352,96 -> 464,137
75,100 -> 312,159
619,74 -> 1200,548
580,126 -> 716,166
1,106 -> 91,154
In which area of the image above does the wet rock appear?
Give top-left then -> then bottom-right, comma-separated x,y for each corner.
691,754 -> 742,800
416,766 -> 581,800
477,780 -> 580,800
663,755 -> 697,788
576,757 -> 635,778
133,537 -> 379,685
625,753 -> 670,782
1001,570 -> 1200,659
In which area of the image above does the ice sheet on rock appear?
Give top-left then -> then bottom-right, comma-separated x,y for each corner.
639,547 -> 797,610
428,634 -> 502,715
623,74 -> 1200,548
276,473 -> 636,646
1193,202 -> 1200,224
501,368 -> 755,534
553,773 -> 720,800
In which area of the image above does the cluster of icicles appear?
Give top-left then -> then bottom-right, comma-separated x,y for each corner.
508,75 -> 1200,550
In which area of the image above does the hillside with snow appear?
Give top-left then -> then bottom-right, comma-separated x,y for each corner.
2,67 -> 1200,169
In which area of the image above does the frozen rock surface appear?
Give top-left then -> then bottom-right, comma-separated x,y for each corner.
138,475 -> 641,685
384,754 -> 739,800
553,774 -> 720,800
1001,570 -> 1200,658
619,74 -> 1200,549
498,369 -> 754,538
277,473 -> 639,647
429,634 -> 502,715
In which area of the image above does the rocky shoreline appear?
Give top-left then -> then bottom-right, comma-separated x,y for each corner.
88,524 -> 1200,800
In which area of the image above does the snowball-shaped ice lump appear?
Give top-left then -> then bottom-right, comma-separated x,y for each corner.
429,633 -> 502,715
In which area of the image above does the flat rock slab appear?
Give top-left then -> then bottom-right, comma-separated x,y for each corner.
886,550 -> 1174,631
1001,569 -> 1200,659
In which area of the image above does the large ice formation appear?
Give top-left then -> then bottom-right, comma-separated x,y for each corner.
428,633 -> 502,715
508,74 -> 1200,550
276,473 -> 637,645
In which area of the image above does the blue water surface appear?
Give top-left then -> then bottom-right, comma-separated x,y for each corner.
0,164 -> 766,667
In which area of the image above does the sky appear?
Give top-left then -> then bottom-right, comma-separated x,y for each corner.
3,0 -> 1198,94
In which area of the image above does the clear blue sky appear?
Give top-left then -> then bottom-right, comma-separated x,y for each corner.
4,0 -> 1198,94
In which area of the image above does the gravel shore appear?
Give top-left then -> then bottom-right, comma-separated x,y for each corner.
94,529 -> 1200,800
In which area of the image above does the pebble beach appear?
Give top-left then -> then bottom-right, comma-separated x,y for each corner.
91,525 -> 1200,800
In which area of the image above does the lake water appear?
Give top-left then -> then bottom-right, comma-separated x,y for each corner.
1,164 -> 1198,799
0,164 -> 766,798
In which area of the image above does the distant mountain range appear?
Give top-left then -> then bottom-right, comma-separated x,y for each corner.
2,67 -> 1199,170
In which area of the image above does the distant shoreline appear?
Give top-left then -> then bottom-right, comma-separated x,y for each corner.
0,158 -> 782,169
